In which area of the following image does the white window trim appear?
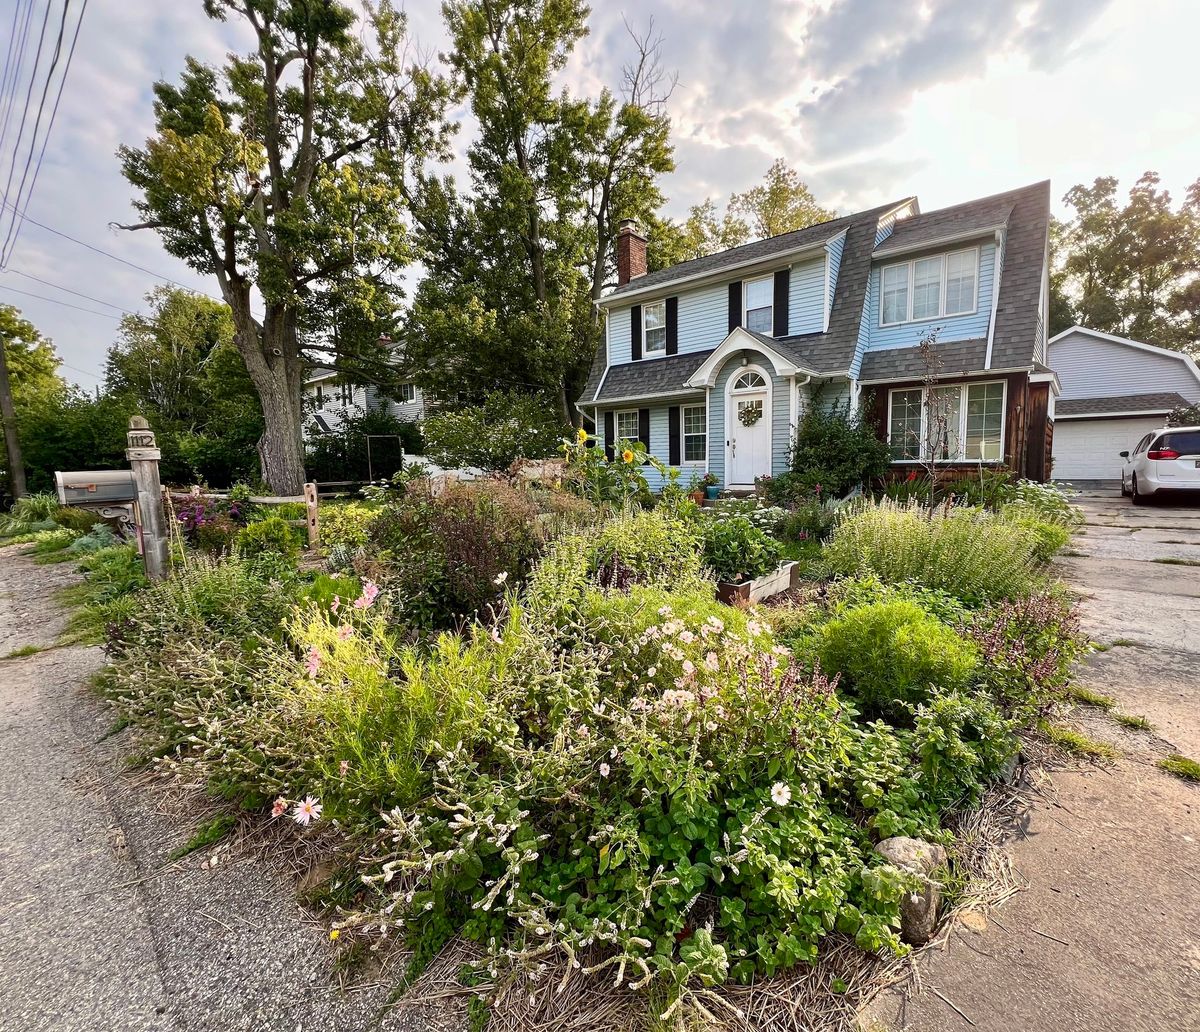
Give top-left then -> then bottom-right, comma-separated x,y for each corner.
397,383 -> 417,404
681,402 -> 707,466
743,274 -> 774,336
614,408 -> 640,444
641,300 -> 668,358
886,379 -> 1007,463
879,246 -> 980,328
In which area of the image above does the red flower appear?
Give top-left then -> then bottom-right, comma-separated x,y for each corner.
906,470 -> 918,482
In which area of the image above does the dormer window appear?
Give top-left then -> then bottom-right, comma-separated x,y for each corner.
880,247 -> 978,327
744,276 -> 773,334
643,301 -> 667,355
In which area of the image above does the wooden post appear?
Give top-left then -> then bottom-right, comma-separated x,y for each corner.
304,482 -> 319,551
126,416 -> 168,581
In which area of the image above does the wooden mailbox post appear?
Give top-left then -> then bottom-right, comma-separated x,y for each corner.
125,415 -> 168,581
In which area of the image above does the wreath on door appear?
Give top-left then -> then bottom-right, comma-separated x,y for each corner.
738,401 -> 763,427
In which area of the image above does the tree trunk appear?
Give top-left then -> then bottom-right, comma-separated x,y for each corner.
229,295 -> 307,496
0,336 -> 27,498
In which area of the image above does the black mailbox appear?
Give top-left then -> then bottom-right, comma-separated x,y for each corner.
55,469 -> 138,506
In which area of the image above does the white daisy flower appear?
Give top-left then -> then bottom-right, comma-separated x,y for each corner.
770,782 -> 791,807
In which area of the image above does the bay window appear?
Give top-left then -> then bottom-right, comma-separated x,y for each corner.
879,247 -> 978,326
887,381 -> 1005,462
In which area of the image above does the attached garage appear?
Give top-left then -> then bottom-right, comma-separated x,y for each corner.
1048,327 -> 1200,484
1052,408 -> 1177,482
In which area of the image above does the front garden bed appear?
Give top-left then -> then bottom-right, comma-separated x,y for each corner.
18,434 -> 1088,1031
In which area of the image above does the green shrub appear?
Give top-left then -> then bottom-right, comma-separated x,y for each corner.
817,600 -> 979,722
53,506 -> 102,532
1009,479 -> 1083,525
1002,512 -> 1072,562
31,527 -> 79,553
296,573 -> 361,612
234,516 -> 301,561
66,524 -> 118,554
367,479 -> 546,630
704,498 -> 787,535
590,510 -> 704,588
912,690 -> 1018,807
828,575 -> 970,625
423,391 -> 566,472
701,515 -> 782,582
318,501 -> 378,552
823,499 -> 1044,605
773,402 -> 891,499
0,492 -> 60,536
194,514 -> 239,553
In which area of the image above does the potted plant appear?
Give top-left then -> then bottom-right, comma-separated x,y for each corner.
701,472 -> 721,500
702,516 -> 797,604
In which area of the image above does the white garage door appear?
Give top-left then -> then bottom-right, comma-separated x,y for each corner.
1053,417 -> 1165,481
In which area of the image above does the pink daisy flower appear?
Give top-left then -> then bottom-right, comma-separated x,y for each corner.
292,796 -> 322,826
305,646 -> 321,678
353,581 -> 380,610
336,625 -> 353,641
330,596 -> 340,613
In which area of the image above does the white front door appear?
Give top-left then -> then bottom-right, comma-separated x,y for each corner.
728,368 -> 772,485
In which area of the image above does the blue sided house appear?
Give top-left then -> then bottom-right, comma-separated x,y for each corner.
578,181 -> 1058,490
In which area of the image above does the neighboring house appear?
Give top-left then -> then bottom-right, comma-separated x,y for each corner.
303,367 -> 424,437
580,181 -> 1057,491
1047,326 -> 1200,482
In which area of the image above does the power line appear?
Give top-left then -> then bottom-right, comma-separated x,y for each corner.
0,281 -> 121,319
0,1 -> 37,165
2,0 -> 88,266
0,0 -> 53,236
4,267 -> 132,314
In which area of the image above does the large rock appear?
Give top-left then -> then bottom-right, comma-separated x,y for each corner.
875,836 -> 948,946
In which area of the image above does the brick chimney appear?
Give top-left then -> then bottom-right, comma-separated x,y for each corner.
616,218 -> 648,285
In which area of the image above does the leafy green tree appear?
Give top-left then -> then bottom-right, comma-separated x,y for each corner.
728,158 -> 836,240
119,0 -> 453,494
404,1 -> 674,422
422,390 -> 566,471
0,304 -> 63,499
651,159 -> 834,265
1057,172 -> 1200,353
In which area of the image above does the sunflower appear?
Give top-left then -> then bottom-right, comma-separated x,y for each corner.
621,448 -> 635,464
576,426 -> 588,444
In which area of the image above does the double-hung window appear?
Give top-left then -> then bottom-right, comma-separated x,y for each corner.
616,409 -> 640,444
397,382 -> 417,404
744,276 -> 773,334
887,381 -> 1004,462
643,301 -> 667,356
682,403 -> 707,463
879,247 -> 978,326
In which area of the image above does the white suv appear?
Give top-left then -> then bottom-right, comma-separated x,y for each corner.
1120,425 -> 1200,503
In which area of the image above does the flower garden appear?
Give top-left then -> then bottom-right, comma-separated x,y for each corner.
0,439 -> 1087,1029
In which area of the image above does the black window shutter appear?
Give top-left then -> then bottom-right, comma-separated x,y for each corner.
773,269 -> 790,337
665,297 -> 678,355
638,409 -> 651,452
631,305 -> 642,361
604,411 -> 615,461
728,281 -> 742,332
668,405 -> 681,466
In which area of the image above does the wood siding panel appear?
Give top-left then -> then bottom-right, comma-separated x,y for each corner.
787,255 -> 825,336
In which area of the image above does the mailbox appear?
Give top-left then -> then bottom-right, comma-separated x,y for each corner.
55,469 -> 138,506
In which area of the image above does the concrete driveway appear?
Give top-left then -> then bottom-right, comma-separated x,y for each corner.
874,488 -> 1200,1031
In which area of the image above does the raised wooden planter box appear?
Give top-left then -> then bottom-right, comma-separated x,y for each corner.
716,561 -> 798,606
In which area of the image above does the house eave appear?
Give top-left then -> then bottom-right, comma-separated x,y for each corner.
684,327 -> 821,388
856,364 -> 1032,387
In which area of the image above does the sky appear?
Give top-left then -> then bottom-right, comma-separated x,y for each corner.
2,0 -> 1200,388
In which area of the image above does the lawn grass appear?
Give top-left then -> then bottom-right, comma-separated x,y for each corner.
1110,638 -> 1142,648
1112,712 -> 1154,732
1039,721 -> 1120,761
166,813 -> 237,862
1066,684 -> 1115,709
1150,557 -> 1200,567
1158,753 -> 1200,782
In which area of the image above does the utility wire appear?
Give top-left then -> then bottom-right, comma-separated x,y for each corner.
0,0 -> 36,165
2,0 -> 87,266
0,281 -> 121,319
0,0 -> 52,236
4,266 -> 132,314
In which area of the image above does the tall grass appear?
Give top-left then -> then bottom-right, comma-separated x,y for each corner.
823,498 -> 1044,604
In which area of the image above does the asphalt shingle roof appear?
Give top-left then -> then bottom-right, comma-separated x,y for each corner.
606,199 -> 912,299
1056,392 -> 1189,417
987,181 -> 1051,370
873,202 -> 1013,256
593,350 -> 711,403
859,339 -> 989,382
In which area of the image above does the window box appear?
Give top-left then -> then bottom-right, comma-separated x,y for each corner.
715,561 -> 797,606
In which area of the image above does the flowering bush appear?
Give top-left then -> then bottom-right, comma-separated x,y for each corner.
560,430 -> 665,507
318,501 -> 379,552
